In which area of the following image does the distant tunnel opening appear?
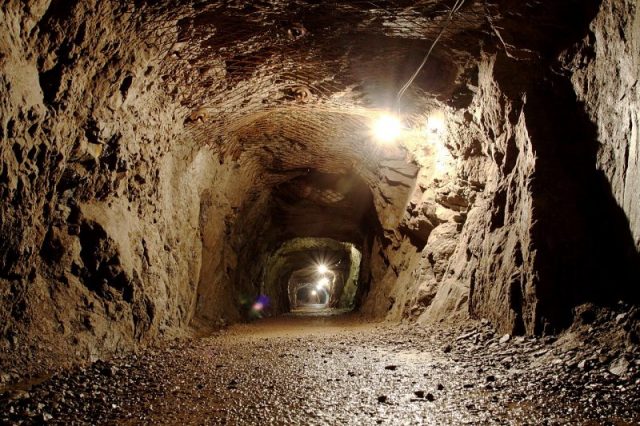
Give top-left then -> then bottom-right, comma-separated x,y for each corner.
287,244 -> 362,314
263,238 -> 363,316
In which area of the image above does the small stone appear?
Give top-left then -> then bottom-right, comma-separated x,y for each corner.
499,334 -> 511,344
456,331 -> 476,341
436,383 -> 444,391
616,313 -> 628,324
377,395 -> 387,403
486,375 -> 496,382
384,365 -> 397,371
414,390 -> 425,398
443,344 -> 452,353
609,357 -> 630,376
8,390 -> 30,400
426,393 -> 435,402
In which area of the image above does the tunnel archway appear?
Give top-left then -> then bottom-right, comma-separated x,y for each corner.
191,163 -> 406,324
2,3 -> 640,423
262,238 -> 363,315
292,282 -> 330,309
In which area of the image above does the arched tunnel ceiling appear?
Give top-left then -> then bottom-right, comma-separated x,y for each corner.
271,171 -> 377,243
158,0 -> 488,245
159,0 -> 593,135
153,0 -> 590,243
171,0 -> 486,124
165,0 -> 490,185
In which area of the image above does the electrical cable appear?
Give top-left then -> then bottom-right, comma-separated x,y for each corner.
395,0 -> 466,113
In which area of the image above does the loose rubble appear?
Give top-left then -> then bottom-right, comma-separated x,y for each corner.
1,305 -> 638,425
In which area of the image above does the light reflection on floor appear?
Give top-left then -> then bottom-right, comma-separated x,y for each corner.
288,304 -> 351,316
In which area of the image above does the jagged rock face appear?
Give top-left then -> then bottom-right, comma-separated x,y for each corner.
1,0 -> 206,373
565,0 -> 640,248
358,0 -> 640,335
0,0 -> 639,377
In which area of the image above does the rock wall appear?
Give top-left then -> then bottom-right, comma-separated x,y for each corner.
0,0 -> 218,376
564,0 -> 640,249
367,0 -> 640,334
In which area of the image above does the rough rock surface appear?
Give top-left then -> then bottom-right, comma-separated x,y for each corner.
1,0 -> 207,377
1,0 -> 639,384
368,0 -> 639,336
1,308 -> 638,425
564,0 -> 640,250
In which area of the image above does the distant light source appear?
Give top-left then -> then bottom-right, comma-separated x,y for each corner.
372,114 -> 402,144
317,277 -> 330,289
311,290 -> 318,296
317,264 -> 328,274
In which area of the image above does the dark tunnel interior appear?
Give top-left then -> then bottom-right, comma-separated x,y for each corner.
1,0 -> 639,423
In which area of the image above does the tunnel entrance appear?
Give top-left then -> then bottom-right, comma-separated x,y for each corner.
263,238 -> 362,315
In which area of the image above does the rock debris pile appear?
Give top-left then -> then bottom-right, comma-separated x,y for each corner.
1,308 -> 638,425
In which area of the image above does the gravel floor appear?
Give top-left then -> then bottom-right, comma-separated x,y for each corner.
1,312 -> 639,425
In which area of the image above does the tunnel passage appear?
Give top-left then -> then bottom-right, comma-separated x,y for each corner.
1,0 -> 640,400
287,243 -> 362,313
192,158 -> 413,325
262,238 -> 363,315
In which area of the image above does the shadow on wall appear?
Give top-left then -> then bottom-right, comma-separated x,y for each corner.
479,0 -> 639,334
524,69 -> 640,332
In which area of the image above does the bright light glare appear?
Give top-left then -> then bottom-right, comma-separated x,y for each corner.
317,264 -> 328,274
426,112 -> 446,135
311,290 -> 318,296
317,277 -> 330,287
372,114 -> 402,143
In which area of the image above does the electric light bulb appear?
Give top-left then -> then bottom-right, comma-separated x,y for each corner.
372,114 -> 402,143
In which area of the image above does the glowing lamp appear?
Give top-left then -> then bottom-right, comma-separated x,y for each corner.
311,290 -> 318,296
317,264 -> 328,274
372,114 -> 402,144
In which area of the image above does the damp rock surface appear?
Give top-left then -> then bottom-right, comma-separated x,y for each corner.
1,312 -> 638,425
1,0 -> 639,398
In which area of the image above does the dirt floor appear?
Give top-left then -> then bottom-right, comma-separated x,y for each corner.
1,311 -> 639,425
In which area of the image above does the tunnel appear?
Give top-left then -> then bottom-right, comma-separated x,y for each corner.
0,0 -> 639,424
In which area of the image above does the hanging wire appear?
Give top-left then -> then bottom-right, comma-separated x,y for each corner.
395,0 -> 466,114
